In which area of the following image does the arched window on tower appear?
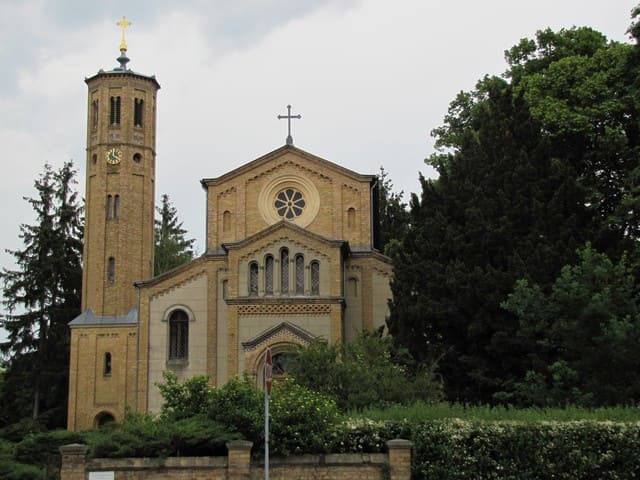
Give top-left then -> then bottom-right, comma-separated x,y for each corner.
310,260 -> 320,295
280,248 -> 289,294
249,262 -> 259,296
169,309 -> 189,361
106,195 -> 113,220
109,96 -> 121,126
134,98 -> 144,127
113,194 -> 120,219
295,254 -> 304,295
265,255 -> 274,295
107,257 -> 115,282
103,352 -> 112,376
91,99 -> 99,131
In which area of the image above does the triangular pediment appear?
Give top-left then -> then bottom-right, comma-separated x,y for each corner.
222,220 -> 347,253
241,321 -> 317,352
201,144 -> 376,189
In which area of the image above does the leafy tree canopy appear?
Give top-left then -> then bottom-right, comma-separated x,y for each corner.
389,17 -> 640,404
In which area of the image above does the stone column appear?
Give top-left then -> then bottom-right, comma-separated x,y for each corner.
387,439 -> 412,480
227,440 -> 253,480
59,444 -> 88,480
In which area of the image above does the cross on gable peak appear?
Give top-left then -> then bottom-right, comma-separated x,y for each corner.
277,105 -> 302,146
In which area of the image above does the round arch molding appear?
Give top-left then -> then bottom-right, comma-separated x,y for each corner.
258,174 -> 320,227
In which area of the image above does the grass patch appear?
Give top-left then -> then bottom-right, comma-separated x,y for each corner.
350,401 -> 640,423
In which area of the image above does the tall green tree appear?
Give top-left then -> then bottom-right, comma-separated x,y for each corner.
378,167 -> 409,255
389,20 -> 640,403
154,194 -> 195,275
0,161 -> 83,427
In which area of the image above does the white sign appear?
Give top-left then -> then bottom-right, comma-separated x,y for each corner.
89,472 -> 114,480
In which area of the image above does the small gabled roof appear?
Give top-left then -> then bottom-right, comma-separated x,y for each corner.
200,144 -> 376,189
222,219 -> 347,253
69,308 -> 138,327
241,321 -> 317,351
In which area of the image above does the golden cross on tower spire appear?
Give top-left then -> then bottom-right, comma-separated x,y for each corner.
117,16 -> 131,51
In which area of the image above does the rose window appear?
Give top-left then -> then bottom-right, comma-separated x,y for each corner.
274,188 -> 306,219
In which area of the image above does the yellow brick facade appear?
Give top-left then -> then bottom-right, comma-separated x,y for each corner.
68,52 -> 392,431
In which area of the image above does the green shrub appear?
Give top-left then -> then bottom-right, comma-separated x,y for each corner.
269,377 -> 339,455
157,371 -> 212,420
206,375 -> 264,442
86,414 -> 237,458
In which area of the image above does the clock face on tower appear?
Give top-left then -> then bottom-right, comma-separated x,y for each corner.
105,148 -> 122,165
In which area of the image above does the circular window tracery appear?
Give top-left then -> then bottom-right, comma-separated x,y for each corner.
258,174 -> 320,227
275,188 -> 306,219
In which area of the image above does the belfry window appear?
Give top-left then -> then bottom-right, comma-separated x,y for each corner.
110,96 -> 121,126
249,262 -> 259,296
265,255 -> 274,295
91,100 -> 99,130
169,309 -> 189,360
134,98 -> 143,127
310,260 -> 320,295
295,254 -> 304,294
280,248 -> 289,294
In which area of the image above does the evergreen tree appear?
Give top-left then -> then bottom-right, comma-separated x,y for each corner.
389,22 -> 640,404
502,245 -> 640,406
154,194 -> 195,275
0,161 -> 83,427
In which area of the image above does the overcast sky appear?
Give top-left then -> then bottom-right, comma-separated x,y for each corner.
0,1 -> 637,330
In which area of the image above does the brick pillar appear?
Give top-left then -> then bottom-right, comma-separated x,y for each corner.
59,444 -> 88,480
387,439 -> 412,480
227,440 -> 253,480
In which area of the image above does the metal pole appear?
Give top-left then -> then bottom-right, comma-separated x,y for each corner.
265,386 -> 269,480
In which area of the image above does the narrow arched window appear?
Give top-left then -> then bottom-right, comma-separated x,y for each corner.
113,194 -> 120,219
223,211 -> 231,232
107,257 -> 115,282
106,195 -> 113,219
222,280 -> 228,300
349,277 -> 359,297
109,96 -> 121,126
103,352 -> 112,376
249,262 -> 259,296
280,248 -> 289,294
92,100 -> 99,130
347,207 -> 356,229
295,254 -> 304,295
169,309 -> 189,360
134,98 -> 144,127
265,255 -> 274,295
310,260 -> 320,295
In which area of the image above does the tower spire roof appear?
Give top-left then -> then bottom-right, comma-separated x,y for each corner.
115,16 -> 131,71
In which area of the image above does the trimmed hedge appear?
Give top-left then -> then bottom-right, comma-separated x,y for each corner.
6,414 -> 640,479
337,419 -> 640,479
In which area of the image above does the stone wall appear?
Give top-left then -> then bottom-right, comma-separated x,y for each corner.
60,439 -> 412,480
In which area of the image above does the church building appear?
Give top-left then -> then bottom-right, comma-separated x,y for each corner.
67,22 -> 393,431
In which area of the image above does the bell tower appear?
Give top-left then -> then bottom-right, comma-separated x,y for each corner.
82,19 -> 160,316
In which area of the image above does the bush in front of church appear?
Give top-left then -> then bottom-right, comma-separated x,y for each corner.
269,377 -> 340,456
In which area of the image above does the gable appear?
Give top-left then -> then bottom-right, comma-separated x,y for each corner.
203,146 -> 377,251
